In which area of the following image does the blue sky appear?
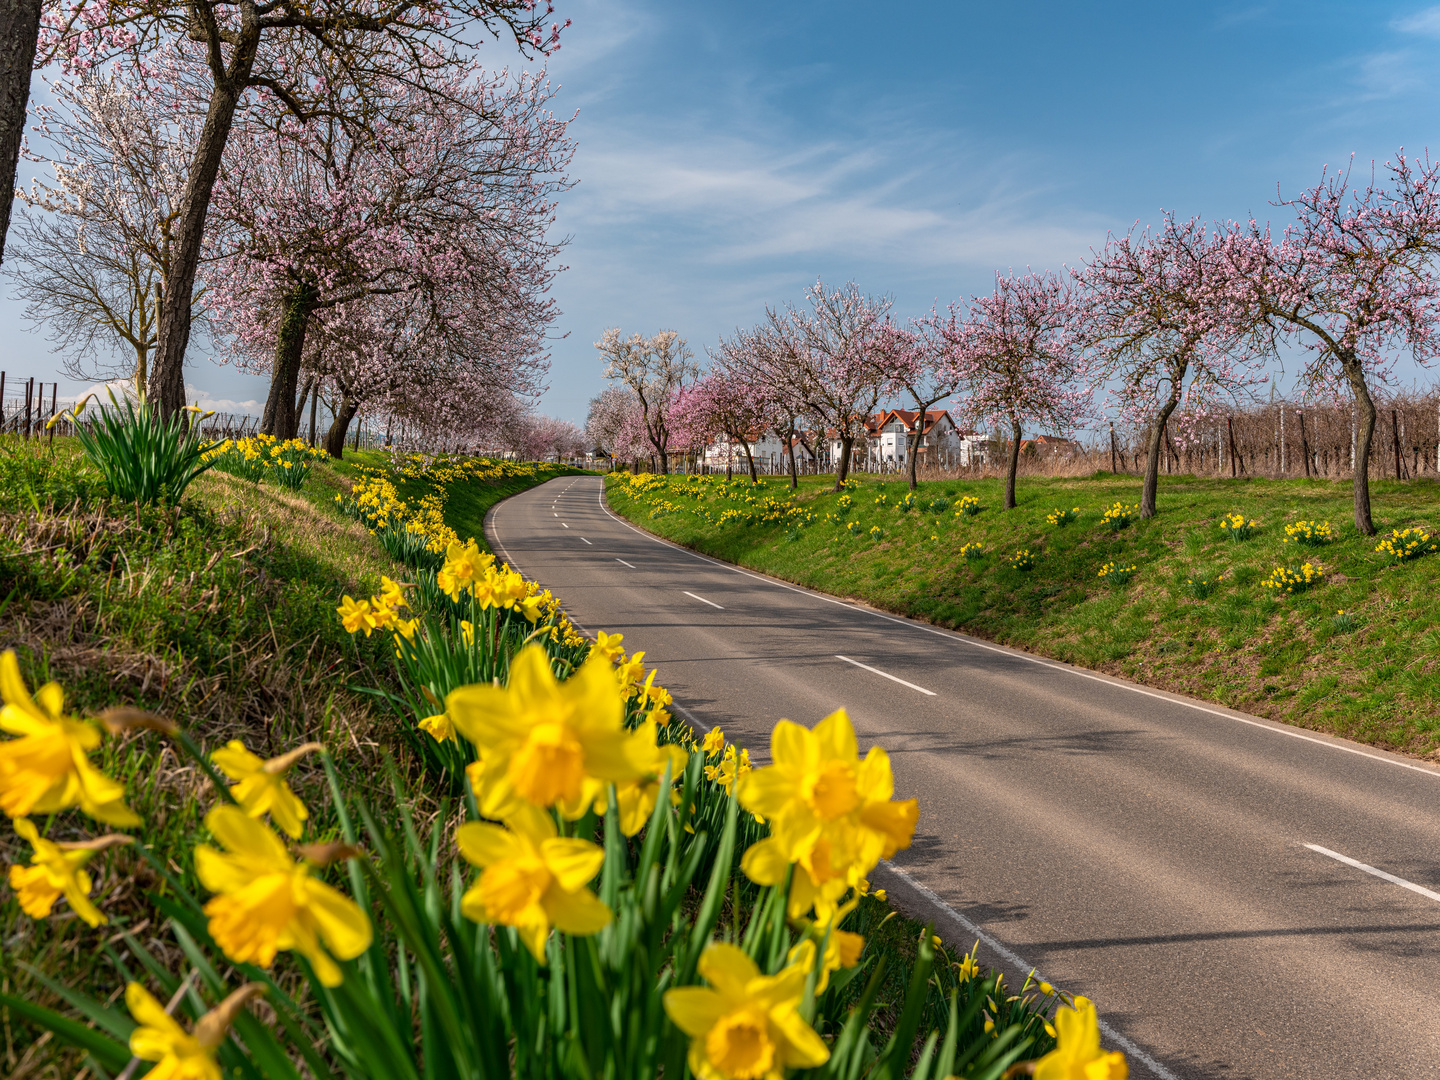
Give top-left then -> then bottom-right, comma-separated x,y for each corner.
6,0 -> 1440,421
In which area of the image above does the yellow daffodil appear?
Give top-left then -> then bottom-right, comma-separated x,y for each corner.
8,817 -> 131,926
336,596 -> 376,636
787,904 -> 864,993
378,576 -> 406,610
738,709 -> 917,897
127,981 -> 264,1080
369,600 -> 398,632
194,806 -> 372,986
419,712 -> 457,744
592,630 -> 626,663
1033,996 -> 1128,1080
605,718 -> 691,836
701,728 -> 726,756
436,540 -> 494,602
210,741 -> 321,839
663,943 -> 829,1079
446,644 -> 649,817
394,617 -> 420,642
704,744 -> 750,796
0,651 -> 140,826
456,805 -> 611,962
459,620 -> 476,647
615,652 -> 649,695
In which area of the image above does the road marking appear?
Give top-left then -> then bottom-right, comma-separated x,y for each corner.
553,512 -> 558,517
589,486 -> 1440,784
1304,844 -> 1440,904
581,537 -> 592,545
562,523 -> 569,528
684,591 -> 723,609
835,655 -> 936,696
616,558 -> 636,568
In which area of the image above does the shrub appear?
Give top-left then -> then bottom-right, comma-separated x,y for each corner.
1010,548 -> 1036,571
955,495 -> 982,517
1219,513 -> 1259,541
1046,506 -> 1080,527
1283,520 -> 1335,547
68,391 -> 215,504
1100,502 -> 1137,531
1096,561 -> 1137,587
1261,562 -> 1324,595
1374,527 -> 1439,564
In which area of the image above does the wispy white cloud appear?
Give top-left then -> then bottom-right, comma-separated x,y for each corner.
184,383 -> 261,413
1391,5 -> 1440,36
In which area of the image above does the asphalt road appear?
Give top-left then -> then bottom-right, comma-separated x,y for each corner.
488,475 -> 1440,1080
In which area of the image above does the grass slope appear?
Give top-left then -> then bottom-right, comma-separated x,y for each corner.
605,470 -> 1440,758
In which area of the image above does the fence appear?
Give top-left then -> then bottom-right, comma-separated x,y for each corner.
0,374 -> 62,438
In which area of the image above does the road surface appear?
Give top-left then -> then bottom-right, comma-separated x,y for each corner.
488,475 -> 1440,1080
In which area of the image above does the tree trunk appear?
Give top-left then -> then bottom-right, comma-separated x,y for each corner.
260,284 -> 315,438
907,420 -> 922,491
736,434 -> 757,483
1005,416 -> 1022,509
0,0 -> 41,265
1141,396 -> 1181,519
786,427 -> 799,490
834,436 -> 856,491
324,395 -> 360,459
149,15 -> 261,420
1344,358 -> 1377,535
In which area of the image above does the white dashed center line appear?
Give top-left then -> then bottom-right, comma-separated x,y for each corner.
581,537 -> 592,544
616,558 -> 636,568
684,591 -> 723,610
835,655 -> 936,696
1305,844 -> 1440,904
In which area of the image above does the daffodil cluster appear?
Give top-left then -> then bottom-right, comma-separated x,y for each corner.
1010,548 -> 1037,571
1219,512 -> 1259,540
204,434 -> 326,489
1374,526 -> 1438,563
955,495 -> 982,517
337,575 -> 419,640
1261,562 -> 1324,595
1095,561 -> 1136,585
1046,506 -> 1081,527
1100,502 -> 1138,530
960,541 -> 986,562
1283,519 -> 1335,546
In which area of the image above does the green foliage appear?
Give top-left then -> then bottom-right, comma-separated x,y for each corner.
71,392 -> 215,504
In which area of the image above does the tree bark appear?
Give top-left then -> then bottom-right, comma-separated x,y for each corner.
260,284 -> 315,438
785,425 -> 799,490
1005,416 -> 1022,509
1141,396 -> 1181,519
324,395 -> 359,458
735,432 -> 757,483
1344,358 -> 1377,534
907,417 -> 922,491
150,9 -> 261,420
0,0 -> 40,265
834,435 -> 855,491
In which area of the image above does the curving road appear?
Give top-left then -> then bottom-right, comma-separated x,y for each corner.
488,475 -> 1440,1080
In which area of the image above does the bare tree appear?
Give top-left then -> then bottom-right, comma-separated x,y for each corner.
596,328 -> 698,473
7,70 -> 205,395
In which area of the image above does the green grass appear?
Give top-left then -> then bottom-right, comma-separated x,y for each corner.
606,470 -> 1440,758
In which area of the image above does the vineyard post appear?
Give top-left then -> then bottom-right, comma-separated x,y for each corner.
48,382 -> 57,445
1393,408 -> 1403,480
1279,406 -> 1286,476
1109,422 -> 1118,473
1298,410 -> 1311,478
23,377 -> 32,439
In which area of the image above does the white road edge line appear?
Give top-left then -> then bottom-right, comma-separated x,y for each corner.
1304,843 -> 1440,904
684,591 -> 723,610
616,558 -> 636,568
581,537 -> 592,545
836,655 -> 936,696
880,864 -> 1180,1080
589,485 -> 1440,783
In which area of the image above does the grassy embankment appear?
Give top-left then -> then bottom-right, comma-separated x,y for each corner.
605,470 -> 1440,759
0,440 -> 576,1067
